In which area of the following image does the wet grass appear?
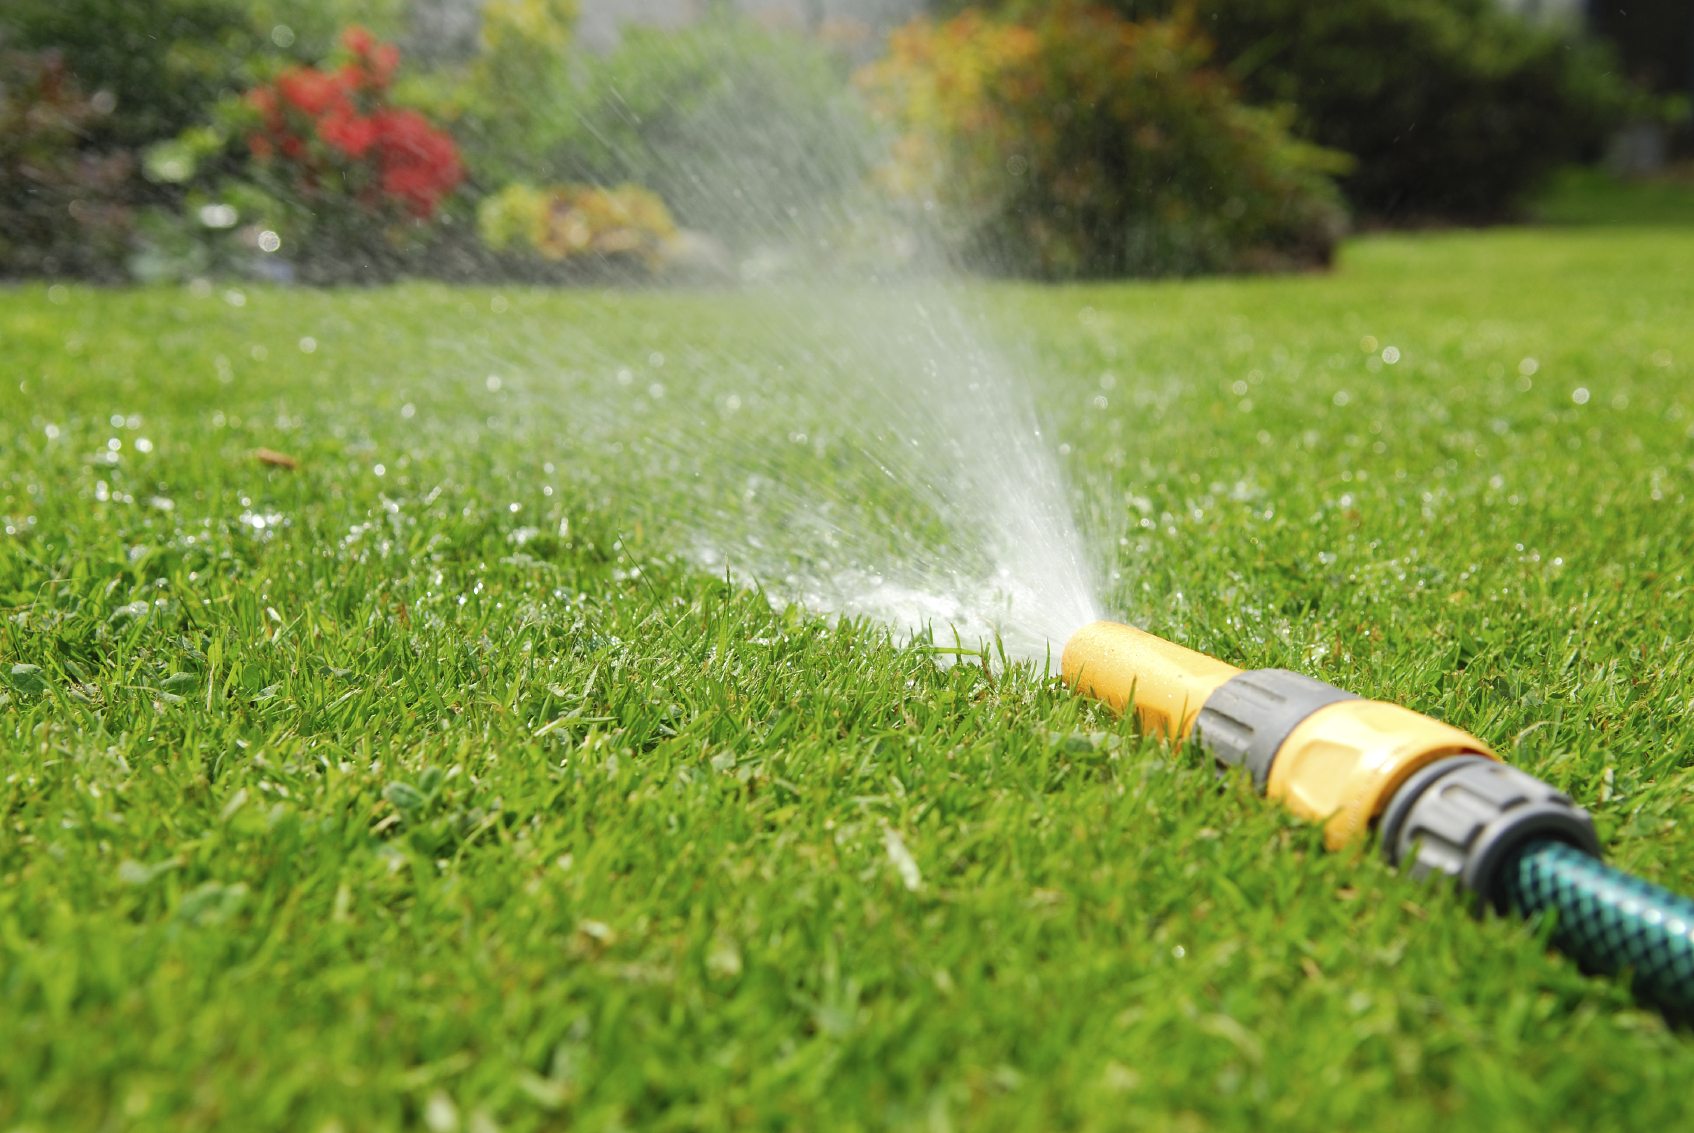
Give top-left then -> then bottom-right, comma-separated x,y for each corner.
3,225 -> 1694,1131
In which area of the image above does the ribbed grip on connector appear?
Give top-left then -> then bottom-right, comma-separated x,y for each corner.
1380,755 -> 1601,911
1193,669 -> 1357,790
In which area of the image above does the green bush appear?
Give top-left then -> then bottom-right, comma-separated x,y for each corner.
859,6 -> 1348,279
1,0 -> 258,152
0,51 -> 134,279
543,17 -> 874,252
941,0 -> 1633,220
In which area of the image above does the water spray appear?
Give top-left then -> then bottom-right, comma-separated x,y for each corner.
1062,620 -> 1694,1018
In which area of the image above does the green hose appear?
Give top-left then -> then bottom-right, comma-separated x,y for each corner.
1503,839 -> 1694,1018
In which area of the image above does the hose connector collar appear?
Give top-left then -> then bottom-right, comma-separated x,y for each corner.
1380,755 -> 1602,912
1194,668 -> 1358,790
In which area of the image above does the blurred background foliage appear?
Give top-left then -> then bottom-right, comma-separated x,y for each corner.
0,0 -> 1686,283
0,49 -> 135,279
928,0 -> 1659,221
1175,0 -> 1640,219
400,0 -> 579,190
540,21 -> 871,256
859,5 -> 1349,278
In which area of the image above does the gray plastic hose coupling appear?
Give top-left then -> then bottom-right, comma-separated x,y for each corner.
1379,755 -> 1602,912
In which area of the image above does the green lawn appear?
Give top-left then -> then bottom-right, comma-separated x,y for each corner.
1530,166 -> 1694,228
4,226 -> 1694,1131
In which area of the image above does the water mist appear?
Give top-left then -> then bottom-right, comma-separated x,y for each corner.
564,15 -> 1104,665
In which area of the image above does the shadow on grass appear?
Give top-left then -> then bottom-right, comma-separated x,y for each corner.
1529,164 -> 1694,227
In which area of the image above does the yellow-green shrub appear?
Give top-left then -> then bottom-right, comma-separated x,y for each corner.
857,5 -> 1350,278
477,183 -> 677,271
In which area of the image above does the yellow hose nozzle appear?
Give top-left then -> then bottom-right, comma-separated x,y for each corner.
1061,621 -> 1495,848
1060,620 -> 1239,741
1058,624 -> 1651,1010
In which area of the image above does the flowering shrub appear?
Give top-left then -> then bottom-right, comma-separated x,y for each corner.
248,27 -> 463,219
478,183 -> 677,274
241,28 -> 463,276
858,6 -> 1349,278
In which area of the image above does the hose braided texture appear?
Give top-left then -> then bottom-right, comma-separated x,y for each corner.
1503,839 -> 1694,1018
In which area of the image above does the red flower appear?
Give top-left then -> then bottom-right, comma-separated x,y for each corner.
371,108 -> 464,217
367,43 -> 401,88
249,132 -> 275,160
342,25 -> 375,58
373,108 -> 436,155
277,66 -> 349,117
318,110 -> 379,158
380,163 -> 441,215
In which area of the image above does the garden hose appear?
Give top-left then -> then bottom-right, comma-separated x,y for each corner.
1061,620 -> 1694,1018
1503,840 -> 1694,1017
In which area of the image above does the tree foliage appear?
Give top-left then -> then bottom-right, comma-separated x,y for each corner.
927,0 -> 1632,219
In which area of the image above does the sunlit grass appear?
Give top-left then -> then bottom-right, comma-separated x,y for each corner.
3,225 -> 1694,1130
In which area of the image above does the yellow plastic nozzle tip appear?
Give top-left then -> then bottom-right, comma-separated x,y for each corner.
1062,620 -> 1241,740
